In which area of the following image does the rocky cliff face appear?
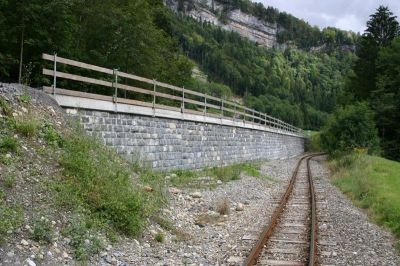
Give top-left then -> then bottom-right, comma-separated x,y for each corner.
165,0 -> 278,48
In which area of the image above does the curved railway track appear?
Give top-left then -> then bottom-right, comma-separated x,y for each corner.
244,154 -> 323,266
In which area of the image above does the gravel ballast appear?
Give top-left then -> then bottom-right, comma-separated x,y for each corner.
95,155 -> 400,265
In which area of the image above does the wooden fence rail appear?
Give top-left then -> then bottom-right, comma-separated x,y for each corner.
42,53 -> 303,135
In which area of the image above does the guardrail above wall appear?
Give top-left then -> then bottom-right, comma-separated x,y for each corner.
42,53 -> 303,136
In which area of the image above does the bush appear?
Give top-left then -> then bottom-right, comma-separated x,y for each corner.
14,117 -> 39,137
0,136 -> 19,153
32,217 -> 54,244
320,102 -> 380,156
59,131 -> 145,236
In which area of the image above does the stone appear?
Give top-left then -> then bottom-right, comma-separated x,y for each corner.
216,180 -> 223,184
169,187 -> 181,194
144,186 -> 153,192
227,256 -> 243,263
170,173 -> 177,178
25,258 -> 36,266
106,244 -> 112,251
21,239 -> 29,246
21,107 -> 28,113
47,251 -> 53,258
236,203 -> 244,211
190,192 -> 202,198
6,251 -> 14,257
62,251 -> 70,259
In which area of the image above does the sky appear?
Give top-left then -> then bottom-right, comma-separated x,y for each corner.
255,0 -> 400,33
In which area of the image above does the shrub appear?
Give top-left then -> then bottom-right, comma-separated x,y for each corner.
0,198 -> 23,243
320,102 -> 380,156
32,217 -> 54,244
63,214 -> 104,260
59,131 -> 145,236
216,197 -> 230,215
4,175 -> 16,189
0,136 -> 19,153
154,232 -> 165,243
14,117 -> 39,137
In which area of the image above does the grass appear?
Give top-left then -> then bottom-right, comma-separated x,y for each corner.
169,162 -> 261,188
4,175 -> 16,189
215,197 -> 230,215
0,189 -> 23,243
14,116 -> 39,137
0,136 -> 19,153
32,216 -> 54,244
154,232 -> 165,243
57,129 -> 148,237
330,153 -> 400,250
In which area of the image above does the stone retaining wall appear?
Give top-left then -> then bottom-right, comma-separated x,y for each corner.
72,109 -> 304,171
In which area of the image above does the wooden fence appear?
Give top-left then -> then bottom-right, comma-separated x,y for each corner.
42,53 -> 302,135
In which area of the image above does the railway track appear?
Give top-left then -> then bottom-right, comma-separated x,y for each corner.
243,154 -> 323,266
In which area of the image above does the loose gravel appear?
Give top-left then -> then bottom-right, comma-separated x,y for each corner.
95,155 -> 400,266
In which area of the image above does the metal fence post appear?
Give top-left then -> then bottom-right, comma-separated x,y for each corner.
204,96 -> 207,115
113,68 -> 118,102
221,99 -> 224,117
53,53 -> 57,95
153,79 -> 156,117
182,86 -> 185,113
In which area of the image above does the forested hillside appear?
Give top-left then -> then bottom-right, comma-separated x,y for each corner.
172,16 -> 356,129
0,0 -> 193,87
178,0 -> 358,49
0,0 -> 356,130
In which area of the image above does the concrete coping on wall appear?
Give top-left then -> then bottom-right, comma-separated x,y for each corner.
51,94 -> 304,138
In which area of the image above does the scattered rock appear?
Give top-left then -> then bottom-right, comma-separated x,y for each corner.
190,192 -> 202,198
169,187 -> 181,194
170,173 -> 177,178
25,258 -> 36,266
144,186 -> 153,192
216,180 -> 223,184
235,203 -> 244,211
21,239 -> 29,246
62,251 -> 69,259
6,251 -> 15,258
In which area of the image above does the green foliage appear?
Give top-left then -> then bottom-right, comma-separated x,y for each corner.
32,217 -> 54,244
63,213 -> 104,260
0,199 -> 23,243
59,131 -> 146,236
19,93 -> 32,104
41,122 -> 63,147
345,6 -> 400,161
374,37 -> 400,160
0,97 -> 12,117
366,6 -> 400,47
14,117 -> 39,138
331,154 -> 400,246
305,131 -> 322,152
320,103 -> 380,156
173,15 -> 355,129
0,136 -> 19,153
213,0 -> 357,49
0,0 -> 193,88
154,232 -> 165,243
4,175 -> 16,189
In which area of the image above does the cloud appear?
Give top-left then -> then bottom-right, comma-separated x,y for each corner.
254,0 -> 400,33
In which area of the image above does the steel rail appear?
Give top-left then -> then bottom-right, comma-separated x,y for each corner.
243,153 -> 323,266
307,156 -> 318,266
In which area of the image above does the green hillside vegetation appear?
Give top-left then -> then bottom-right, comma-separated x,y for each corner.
180,0 -> 358,49
0,0 -> 193,87
331,154 -> 400,250
0,0 -> 357,131
324,6 -> 400,160
172,16 -> 356,129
